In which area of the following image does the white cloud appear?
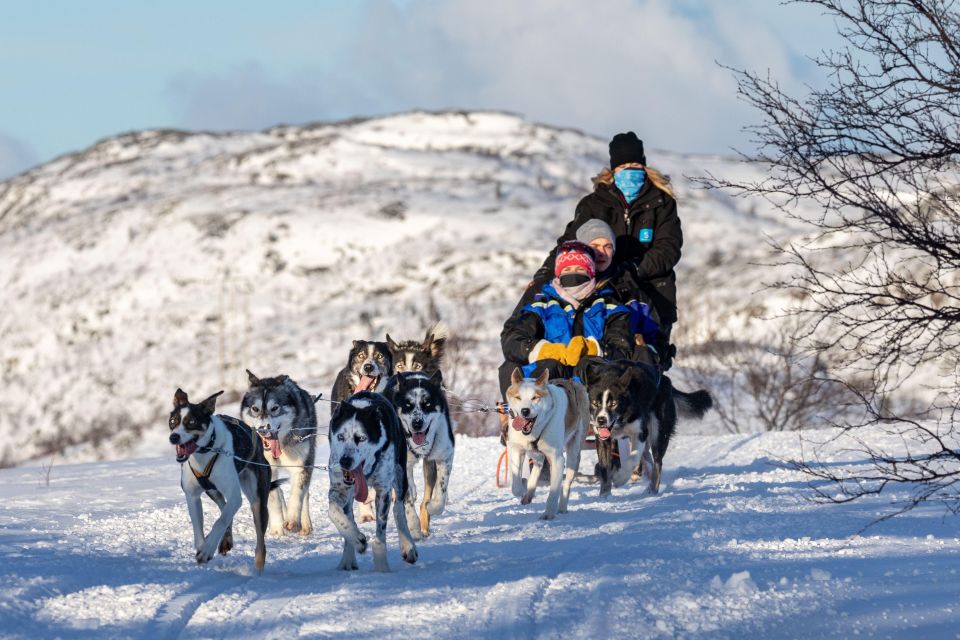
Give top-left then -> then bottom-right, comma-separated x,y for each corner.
165,0 -> 833,154
0,133 -> 37,180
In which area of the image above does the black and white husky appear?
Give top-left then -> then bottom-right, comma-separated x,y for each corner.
331,340 -> 394,401
168,388 -> 271,572
240,370 -> 318,536
580,357 -> 713,495
328,392 -> 418,572
331,340 -> 394,523
383,370 -> 455,538
503,369 -> 588,520
386,320 -> 448,374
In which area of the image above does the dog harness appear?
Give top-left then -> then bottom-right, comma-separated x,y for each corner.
188,416 -> 259,493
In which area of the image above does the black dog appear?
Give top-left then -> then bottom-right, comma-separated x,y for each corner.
579,357 -> 712,495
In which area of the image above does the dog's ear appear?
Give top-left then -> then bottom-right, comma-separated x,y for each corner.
352,340 -> 362,350
385,334 -> 399,351
246,369 -> 260,385
422,329 -> 446,359
511,367 -> 523,386
618,367 -> 637,389
429,369 -> 443,387
173,388 -> 189,407
333,399 -> 356,423
535,369 -> 550,387
199,390 -> 224,413
276,374 -> 289,384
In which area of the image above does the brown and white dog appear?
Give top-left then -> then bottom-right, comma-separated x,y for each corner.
168,388 -> 272,572
503,369 -> 588,520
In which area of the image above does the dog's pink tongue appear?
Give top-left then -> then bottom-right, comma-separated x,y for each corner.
268,438 -> 281,460
597,427 -> 612,440
350,463 -> 368,502
355,375 -> 376,392
512,416 -> 532,431
412,432 -> 427,446
176,441 -> 196,458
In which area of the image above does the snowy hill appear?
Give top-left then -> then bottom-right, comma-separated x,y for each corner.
2,429 -> 958,639
0,110 -> 809,467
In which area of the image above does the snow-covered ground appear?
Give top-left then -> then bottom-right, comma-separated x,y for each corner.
2,428 -> 958,639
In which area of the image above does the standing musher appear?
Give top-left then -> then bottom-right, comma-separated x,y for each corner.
519,132 -> 681,370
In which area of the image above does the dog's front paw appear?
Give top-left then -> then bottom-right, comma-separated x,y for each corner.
218,531 -> 233,555
299,524 -> 312,536
196,546 -> 215,565
426,497 -> 445,516
520,491 -> 535,506
539,511 -> 556,521
401,545 -> 418,565
355,532 -> 368,554
283,519 -> 301,533
268,525 -> 286,537
337,557 -> 359,571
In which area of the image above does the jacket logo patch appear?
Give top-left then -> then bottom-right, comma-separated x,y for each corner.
639,228 -> 654,243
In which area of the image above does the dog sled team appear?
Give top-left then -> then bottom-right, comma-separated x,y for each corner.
166,132 -> 713,572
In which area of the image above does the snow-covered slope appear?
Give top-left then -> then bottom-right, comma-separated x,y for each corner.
2,429 -> 957,639
0,110 -> 807,467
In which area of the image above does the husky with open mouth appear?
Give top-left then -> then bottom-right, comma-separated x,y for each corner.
331,340 -> 394,522
503,368 -> 588,520
168,388 -> 272,572
579,357 -> 713,495
327,391 -> 418,572
332,340 -> 394,401
240,370 -> 318,537
383,370 -> 455,539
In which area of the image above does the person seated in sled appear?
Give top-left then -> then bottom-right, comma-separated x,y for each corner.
516,132 -> 681,370
498,241 -> 633,398
573,218 -> 660,368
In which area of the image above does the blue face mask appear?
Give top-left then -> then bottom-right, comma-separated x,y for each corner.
614,168 -> 646,204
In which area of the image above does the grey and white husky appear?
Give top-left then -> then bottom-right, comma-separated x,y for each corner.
241,370 -> 318,536
383,370 -> 456,539
328,392 -> 418,572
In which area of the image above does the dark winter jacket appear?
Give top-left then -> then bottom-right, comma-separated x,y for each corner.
501,281 -> 633,375
529,180 -> 682,323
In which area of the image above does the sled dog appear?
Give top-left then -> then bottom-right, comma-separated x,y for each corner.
327,392 -> 418,572
579,357 -> 713,495
241,370 -> 318,536
331,340 -> 394,523
331,340 -> 394,401
503,369 -> 588,520
383,370 -> 455,538
168,388 -> 271,572
386,320 -> 448,374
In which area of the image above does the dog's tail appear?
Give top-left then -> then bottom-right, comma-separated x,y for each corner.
672,386 -> 713,420
269,478 -> 289,491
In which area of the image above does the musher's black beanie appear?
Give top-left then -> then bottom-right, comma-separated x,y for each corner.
609,132 -> 646,170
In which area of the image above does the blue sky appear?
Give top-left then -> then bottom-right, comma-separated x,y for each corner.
0,0 -> 841,178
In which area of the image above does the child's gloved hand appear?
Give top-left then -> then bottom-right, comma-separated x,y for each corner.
563,336 -> 589,365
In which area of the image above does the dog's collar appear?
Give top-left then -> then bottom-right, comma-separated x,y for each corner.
196,426 -> 217,453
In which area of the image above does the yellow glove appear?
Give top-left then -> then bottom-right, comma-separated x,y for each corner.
534,341 -> 568,363
584,337 -> 601,357
559,336 -> 591,366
